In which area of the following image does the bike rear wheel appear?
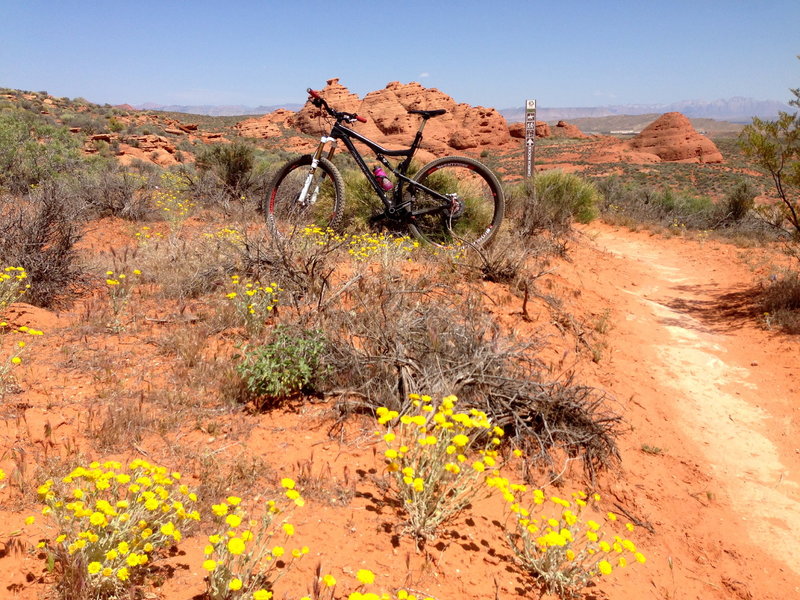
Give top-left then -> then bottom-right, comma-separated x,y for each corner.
408,156 -> 504,248
264,155 -> 345,238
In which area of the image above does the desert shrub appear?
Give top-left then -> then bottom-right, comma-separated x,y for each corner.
134,233 -> 231,301
341,167 -> 382,232
740,71 -> 800,236
231,227 -> 347,309
0,182 -> 83,307
235,326 -> 329,406
534,170 -> 599,225
723,179 -> 758,222
61,112 -> 108,135
465,226 -> 564,286
318,279 -> 621,480
762,271 -> 800,333
597,177 -> 720,230
72,164 -> 153,220
0,108 -> 82,193
107,117 -> 124,133
196,141 -> 258,200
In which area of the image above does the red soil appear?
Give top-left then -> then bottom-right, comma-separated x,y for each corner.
1,220 -> 799,600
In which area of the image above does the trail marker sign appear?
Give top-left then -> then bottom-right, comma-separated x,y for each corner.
524,99 -> 536,178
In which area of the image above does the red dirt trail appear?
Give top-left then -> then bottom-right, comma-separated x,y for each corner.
562,223 -> 800,599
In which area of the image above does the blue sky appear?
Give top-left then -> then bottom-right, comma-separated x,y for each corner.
2,0 -> 798,109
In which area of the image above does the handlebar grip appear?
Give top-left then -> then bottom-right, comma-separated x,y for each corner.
308,88 -> 321,99
356,115 -> 367,123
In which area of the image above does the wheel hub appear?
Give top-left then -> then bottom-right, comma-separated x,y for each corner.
446,194 -> 465,219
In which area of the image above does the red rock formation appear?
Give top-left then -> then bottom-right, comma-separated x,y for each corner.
508,121 -> 551,138
241,78 -> 514,158
236,109 -> 295,138
553,120 -> 590,139
626,112 -> 723,163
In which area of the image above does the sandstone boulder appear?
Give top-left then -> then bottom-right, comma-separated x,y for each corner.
508,121 -> 550,138
626,112 -> 723,163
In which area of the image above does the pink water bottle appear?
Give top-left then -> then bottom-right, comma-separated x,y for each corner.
372,166 -> 394,191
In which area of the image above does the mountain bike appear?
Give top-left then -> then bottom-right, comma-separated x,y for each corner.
264,88 -> 504,247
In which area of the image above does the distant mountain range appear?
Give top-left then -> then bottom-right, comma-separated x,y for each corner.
133,102 -> 303,116
498,97 -> 793,124
134,96 -> 793,123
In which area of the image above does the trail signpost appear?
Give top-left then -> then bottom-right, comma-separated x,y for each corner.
525,99 -> 536,178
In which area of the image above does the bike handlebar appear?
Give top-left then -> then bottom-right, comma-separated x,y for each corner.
307,88 -> 367,124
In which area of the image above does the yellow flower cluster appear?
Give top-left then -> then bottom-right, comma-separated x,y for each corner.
37,459 -> 200,599
312,568 -> 434,600
0,266 -> 29,311
203,479 -> 307,600
300,226 -> 419,261
348,591 -> 434,600
376,394 -> 504,539
153,171 -> 194,226
204,227 -> 245,244
0,322 -> 42,394
224,274 -> 281,335
489,481 -> 646,597
104,268 -> 142,326
133,225 -> 163,245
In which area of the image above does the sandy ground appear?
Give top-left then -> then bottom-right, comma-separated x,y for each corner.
1,220 -> 799,600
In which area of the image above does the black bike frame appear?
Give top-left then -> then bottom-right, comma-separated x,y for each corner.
326,120 -> 447,218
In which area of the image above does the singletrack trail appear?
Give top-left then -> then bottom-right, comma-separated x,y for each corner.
565,223 -> 800,598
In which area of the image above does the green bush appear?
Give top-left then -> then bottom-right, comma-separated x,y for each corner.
0,108 -> 82,193
724,179 -> 758,222
235,326 -> 328,405
510,170 -> 599,235
197,141 -> 257,200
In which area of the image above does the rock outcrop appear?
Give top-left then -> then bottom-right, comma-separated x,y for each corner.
235,108 -> 295,138
508,121 -> 551,138
240,78 -> 513,158
553,120 -> 590,139
626,112 -> 723,163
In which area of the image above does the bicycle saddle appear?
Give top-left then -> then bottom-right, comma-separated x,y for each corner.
408,109 -> 446,119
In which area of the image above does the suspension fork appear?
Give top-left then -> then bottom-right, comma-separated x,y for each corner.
299,136 -> 336,204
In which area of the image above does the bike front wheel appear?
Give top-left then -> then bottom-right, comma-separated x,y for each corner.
408,156 -> 504,248
264,155 -> 345,238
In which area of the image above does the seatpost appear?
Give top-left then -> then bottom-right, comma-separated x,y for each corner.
410,118 -> 429,149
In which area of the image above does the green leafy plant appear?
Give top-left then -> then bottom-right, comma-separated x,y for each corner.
236,326 -> 328,404
740,99 -> 800,235
0,108 -> 81,193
